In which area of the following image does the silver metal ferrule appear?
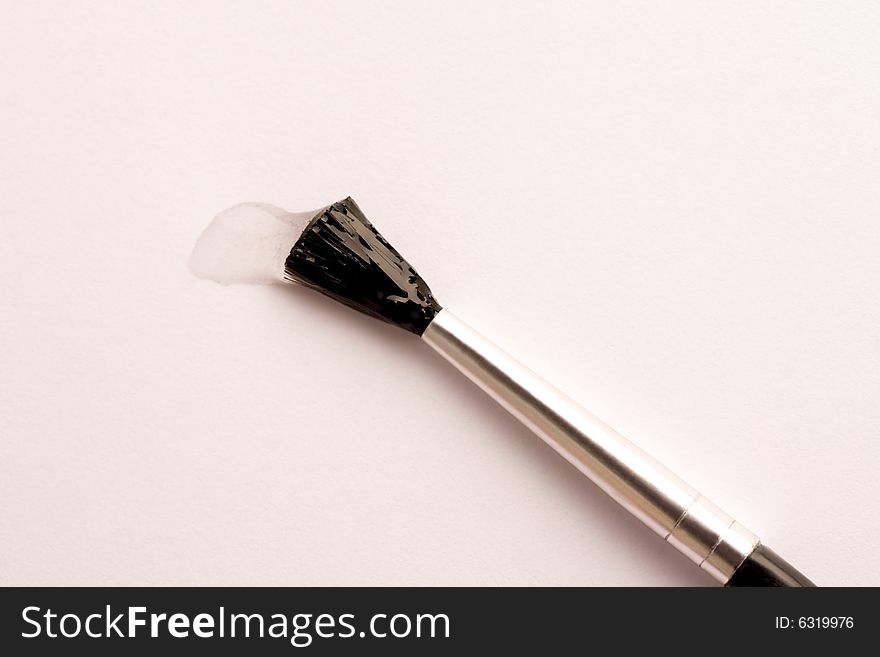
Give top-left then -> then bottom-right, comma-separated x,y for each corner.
421,309 -> 759,583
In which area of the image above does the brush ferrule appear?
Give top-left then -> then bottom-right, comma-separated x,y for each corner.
422,309 -> 759,583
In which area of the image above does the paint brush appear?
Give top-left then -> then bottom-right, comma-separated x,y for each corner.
191,196 -> 815,587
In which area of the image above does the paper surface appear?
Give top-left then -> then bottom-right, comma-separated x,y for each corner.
1,1 -> 878,585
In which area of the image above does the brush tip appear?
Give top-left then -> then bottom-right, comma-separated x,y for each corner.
285,197 -> 441,334
191,196 -> 441,335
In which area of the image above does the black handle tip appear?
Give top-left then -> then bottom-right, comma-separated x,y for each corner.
726,544 -> 816,587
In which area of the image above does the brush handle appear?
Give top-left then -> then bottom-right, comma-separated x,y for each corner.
422,309 -> 814,586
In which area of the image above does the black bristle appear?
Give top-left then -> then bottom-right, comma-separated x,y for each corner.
284,197 -> 442,335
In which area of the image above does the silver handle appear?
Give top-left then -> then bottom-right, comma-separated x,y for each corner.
422,309 -> 759,583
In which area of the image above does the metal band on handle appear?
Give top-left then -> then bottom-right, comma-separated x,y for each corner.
421,309 -> 759,583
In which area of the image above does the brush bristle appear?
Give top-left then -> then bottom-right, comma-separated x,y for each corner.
284,197 -> 441,335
